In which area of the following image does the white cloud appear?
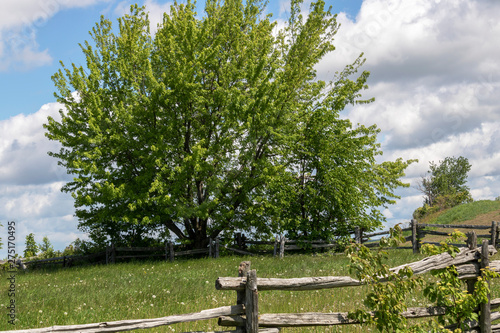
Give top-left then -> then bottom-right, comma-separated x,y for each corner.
324,0 -> 500,84
0,102 -> 70,185
0,103 -> 82,259
0,0 -> 110,71
0,29 -> 52,71
144,0 -> 173,33
316,0 -> 500,227
0,0 -> 111,30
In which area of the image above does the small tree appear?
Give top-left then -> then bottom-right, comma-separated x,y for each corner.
39,236 -> 55,259
24,233 -> 38,258
416,156 -> 472,215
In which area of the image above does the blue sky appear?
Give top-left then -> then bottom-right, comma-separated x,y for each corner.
1,0 -> 500,258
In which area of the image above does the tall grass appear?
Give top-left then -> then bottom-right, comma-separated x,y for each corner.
0,250 -> 497,332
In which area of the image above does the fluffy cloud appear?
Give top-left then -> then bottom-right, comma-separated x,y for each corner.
0,0 -> 110,71
0,103 -> 71,185
2,0 -> 500,256
318,0 -> 500,226
0,103 -> 84,258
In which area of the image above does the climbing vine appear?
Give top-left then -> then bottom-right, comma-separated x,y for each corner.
347,226 -> 498,332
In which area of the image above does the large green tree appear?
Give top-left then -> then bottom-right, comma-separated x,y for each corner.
45,0 -> 413,248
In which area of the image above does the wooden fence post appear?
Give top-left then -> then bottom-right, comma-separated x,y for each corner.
111,244 -> 116,264
237,261 -> 251,306
496,221 -> 500,247
354,227 -> 361,244
235,233 -> 242,249
279,235 -> 285,259
491,221 -> 498,248
273,235 -> 279,258
209,238 -> 213,258
479,239 -> 491,332
106,246 -> 110,265
416,223 -> 424,253
245,269 -> 259,333
215,238 -> 220,259
466,231 -> 477,250
411,219 -> 419,254
466,231 -> 477,294
165,243 -> 168,261
169,242 -> 174,262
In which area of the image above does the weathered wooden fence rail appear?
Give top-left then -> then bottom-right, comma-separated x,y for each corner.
21,251 -> 106,269
2,305 -> 279,333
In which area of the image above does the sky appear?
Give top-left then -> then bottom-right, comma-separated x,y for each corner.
0,0 -> 499,258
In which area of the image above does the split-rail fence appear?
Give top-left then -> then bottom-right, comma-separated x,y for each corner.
4,237 -> 500,333
9,219 -> 499,269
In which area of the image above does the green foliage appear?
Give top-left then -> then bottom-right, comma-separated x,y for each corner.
430,156 -> 471,196
348,228 -> 499,332
417,157 -> 472,213
45,0 -> 413,248
39,236 -> 56,259
24,233 -> 39,258
69,237 -> 104,255
62,245 -> 75,256
412,203 -> 432,220
347,225 -> 424,332
413,192 -> 474,220
421,231 -> 498,331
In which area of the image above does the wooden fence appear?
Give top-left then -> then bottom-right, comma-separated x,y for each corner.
216,241 -> 500,332
351,219 -> 500,254
11,219 -> 499,269
5,239 -> 500,333
410,219 -> 499,253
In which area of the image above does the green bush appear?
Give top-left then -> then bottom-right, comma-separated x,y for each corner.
413,192 -> 473,219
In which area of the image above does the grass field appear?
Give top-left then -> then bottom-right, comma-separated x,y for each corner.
0,251 -> 418,332
1,249 -> 499,333
2,200 -> 500,332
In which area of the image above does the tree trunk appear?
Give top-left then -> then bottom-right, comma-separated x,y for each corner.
193,218 -> 209,249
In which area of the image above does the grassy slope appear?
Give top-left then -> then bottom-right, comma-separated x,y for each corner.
420,200 -> 500,226
414,200 -> 500,244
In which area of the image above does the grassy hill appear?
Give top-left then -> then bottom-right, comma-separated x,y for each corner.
419,199 -> 500,226
411,199 -> 500,246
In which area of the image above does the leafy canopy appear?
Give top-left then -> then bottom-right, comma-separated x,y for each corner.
45,0 -> 413,248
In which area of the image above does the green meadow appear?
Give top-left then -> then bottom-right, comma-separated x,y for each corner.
0,251 -> 422,332
3,201 -> 500,332
2,248 -> 498,333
